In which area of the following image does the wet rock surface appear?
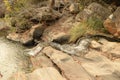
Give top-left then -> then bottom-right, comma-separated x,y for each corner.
1,1 -> 120,80
0,37 -> 30,80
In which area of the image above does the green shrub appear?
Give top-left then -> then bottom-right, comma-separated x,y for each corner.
69,22 -> 87,42
69,16 -> 106,42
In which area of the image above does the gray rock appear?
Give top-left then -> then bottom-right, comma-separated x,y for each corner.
50,39 -> 91,55
76,2 -> 111,21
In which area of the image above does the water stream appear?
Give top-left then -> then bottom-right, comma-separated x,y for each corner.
0,36 -> 30,80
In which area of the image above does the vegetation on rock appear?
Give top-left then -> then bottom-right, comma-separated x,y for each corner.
69,16 -> 106,42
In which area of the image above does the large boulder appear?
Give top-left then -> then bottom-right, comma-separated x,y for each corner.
76,2 -> 111,21
104,7 -> 120,38
41,16 -> 75,42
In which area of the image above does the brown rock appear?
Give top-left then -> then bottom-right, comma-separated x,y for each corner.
104,18 -> 117,36
104,7 -> 120,37
29,48 -> 54,68
30,55 -> 53,69
98,38 -> 120,58
27,67 -> 67,80
43,46 -> 95,80
7,24 -> 45,45
10,67 -> 66,80
73,49 -> 120,80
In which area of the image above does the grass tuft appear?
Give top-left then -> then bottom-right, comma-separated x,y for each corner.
69,16 -> 106,42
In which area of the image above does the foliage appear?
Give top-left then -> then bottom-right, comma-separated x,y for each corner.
69,22 -> 87,42
69,16 -> 106,42
3,0 -> 11,12
3,0 -> 28,17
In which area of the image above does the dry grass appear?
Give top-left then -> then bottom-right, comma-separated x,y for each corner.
69,16 -> 106,42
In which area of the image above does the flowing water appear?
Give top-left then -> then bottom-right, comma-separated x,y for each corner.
0,36 -> 30,80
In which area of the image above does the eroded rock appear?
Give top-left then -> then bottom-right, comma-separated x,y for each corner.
7,24 -> 45,45
104,7 -> 120,38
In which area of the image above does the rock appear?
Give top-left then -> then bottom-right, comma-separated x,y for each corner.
104,7 -> 120,38
22,67 -> 66,80
50,39 -> 91,55
10,67 -> 66,80
7,31 -> 33,45
75,8 -> 92,21
76,2 -> 111,21
42,16 -> 76,42
98,38 -> 120,59
7,33 -> 22,42
32,7 -> 61,22
69,3 -> 79,14
25,45 -> 43,56
27,67 -> 67,80
50,42 -> 78,55
7,24 -> 45,45
90,40 -> 102,50
20,31 -> 34,45
87,2 -> 111,20
73,50 -> 120,80
24,41 -> 49,56
43,46 -> 95,80
30,55 -> 53,69
30,24 -> 46,40
12,6 -> 61,33
52,35 -> 70,44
